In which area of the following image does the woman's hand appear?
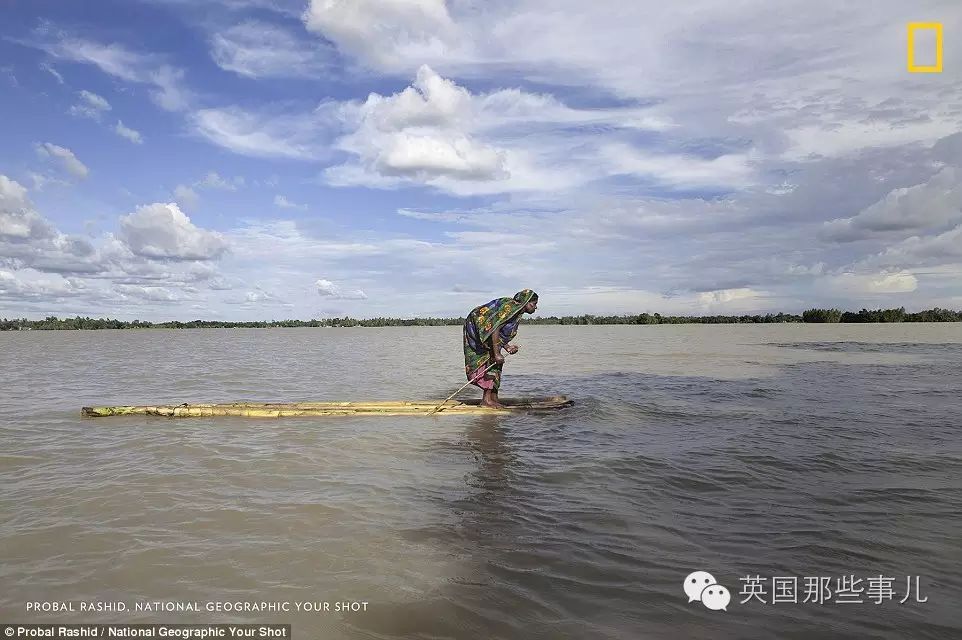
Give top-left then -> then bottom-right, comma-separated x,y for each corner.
493,352 -> 505,365
504,344 -> 519,355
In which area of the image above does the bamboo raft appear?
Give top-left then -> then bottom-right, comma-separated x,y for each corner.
81,396 -> 573,418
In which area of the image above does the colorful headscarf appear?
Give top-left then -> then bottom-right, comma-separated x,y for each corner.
474,289 -> 538,343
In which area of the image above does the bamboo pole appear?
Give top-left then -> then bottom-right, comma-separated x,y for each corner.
81,396 -> 572,418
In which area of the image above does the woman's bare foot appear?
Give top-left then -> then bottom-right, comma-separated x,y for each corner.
481,391 -> 505,409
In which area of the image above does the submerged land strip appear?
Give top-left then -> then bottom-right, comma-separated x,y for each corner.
2,307 -> 960,330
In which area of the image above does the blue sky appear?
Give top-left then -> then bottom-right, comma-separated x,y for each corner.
0,0 -> 960,320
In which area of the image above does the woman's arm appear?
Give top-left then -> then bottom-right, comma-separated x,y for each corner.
490,329 -> 505,364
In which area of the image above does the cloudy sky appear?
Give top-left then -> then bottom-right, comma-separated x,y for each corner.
0,0 -> 960,320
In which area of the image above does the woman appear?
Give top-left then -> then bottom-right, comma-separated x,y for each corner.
463,289 -> 539,408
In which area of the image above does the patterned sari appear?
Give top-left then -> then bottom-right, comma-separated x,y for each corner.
463,289 -> 537,391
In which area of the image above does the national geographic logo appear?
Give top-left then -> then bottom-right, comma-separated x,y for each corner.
907,23 -> 943,73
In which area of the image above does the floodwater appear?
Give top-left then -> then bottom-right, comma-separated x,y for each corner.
1,324 -> 961,639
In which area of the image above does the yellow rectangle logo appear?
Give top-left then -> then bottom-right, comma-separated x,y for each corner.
907,22 -> 943,73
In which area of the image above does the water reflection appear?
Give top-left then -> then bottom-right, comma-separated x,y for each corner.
343,414 -> 523,640
463,414 -> 517,493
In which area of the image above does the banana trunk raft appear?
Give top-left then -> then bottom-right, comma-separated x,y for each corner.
81,396 -> 573,418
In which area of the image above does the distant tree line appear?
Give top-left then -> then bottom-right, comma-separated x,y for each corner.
800,307 -> 962,323
1,307 -> 960,330
526,312 -> 806,325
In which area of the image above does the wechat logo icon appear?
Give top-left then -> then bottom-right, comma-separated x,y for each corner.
684,571 -> 731,611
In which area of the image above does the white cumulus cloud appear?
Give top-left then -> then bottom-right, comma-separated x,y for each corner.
0,175 -> 56,240
326,65 -> 510,185
118,202 -> 229,261
115,284 -> 181,302
302,0 -> 460,73
316,278 -> 367,300
697,287 -> 764,310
